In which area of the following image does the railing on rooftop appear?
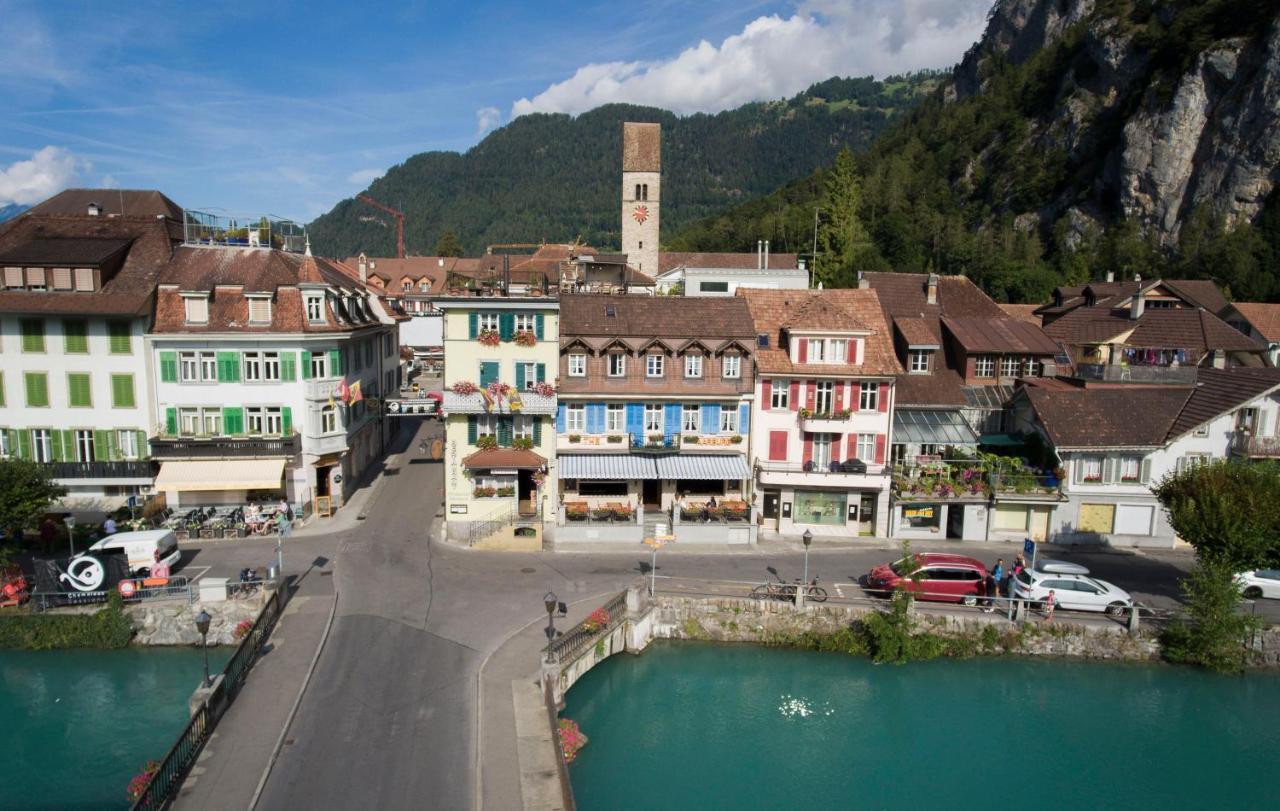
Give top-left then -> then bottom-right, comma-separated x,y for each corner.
149,433 -> 300,460
1075,363 -> 1198,383
182,209 -> 307,253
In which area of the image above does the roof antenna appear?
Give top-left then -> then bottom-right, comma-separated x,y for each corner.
118,189 -> 125,216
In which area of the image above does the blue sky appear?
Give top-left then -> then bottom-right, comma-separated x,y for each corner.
0,0 -> 990,222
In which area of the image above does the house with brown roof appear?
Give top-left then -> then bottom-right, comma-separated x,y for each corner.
147,244 -> 399,512
738,288 -> 899,539
1008,367 -> 1280,547
555,294 -> 757,543
1222,302 -> 1280,366
0,190 -> 182,509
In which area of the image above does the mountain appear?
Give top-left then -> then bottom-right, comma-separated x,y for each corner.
0,203 -> 29,223
672,0 -> 1280,303
307,74 -> 940,258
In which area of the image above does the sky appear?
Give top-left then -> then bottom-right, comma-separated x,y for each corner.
0,0 -> 991,223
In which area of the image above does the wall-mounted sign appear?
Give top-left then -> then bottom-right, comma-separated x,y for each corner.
450,504 -> 468,514
781,502 -> 792,518
904,507 -> 935,519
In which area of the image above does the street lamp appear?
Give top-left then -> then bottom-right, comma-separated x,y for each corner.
63,516 -> 76,559
543,591 -> 558,664
802,529 -> 813,587
195,609 -> 212,687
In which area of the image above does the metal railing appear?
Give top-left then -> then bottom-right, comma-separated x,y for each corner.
1231,432 -> 1280,458
548,590 -> 628,664
149,433 -> 300,459
1075,363 -> 1198,383
31,577 -> 194,610
757,459 -> 882,476
43,460 -> 156,479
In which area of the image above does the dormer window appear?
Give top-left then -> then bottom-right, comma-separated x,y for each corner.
909,350 -> 931,374
808,340 -> 825,362
974,355 -> 995,378
999,356 -> 1019,378
402,280 -> 412,292
183,294 -> 209,325
305,295 -> 324,323
684,354 -> 703,378
25,268 -> 46,290
4,267 -> 23,288
829,339 -> 847,363
247,295 -> 272,324
419,280 -> 430,292
74,268 -> 94,291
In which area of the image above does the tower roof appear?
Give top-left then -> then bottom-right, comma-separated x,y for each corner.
622,122 -> 660,172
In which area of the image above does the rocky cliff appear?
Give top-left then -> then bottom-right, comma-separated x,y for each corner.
954,0 -> 1279,244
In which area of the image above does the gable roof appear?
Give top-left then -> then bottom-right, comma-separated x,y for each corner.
737,288 -> 901,376
559,293 -> 753,339
1162,279 -> 1230,316
998,303 -> 1042,326
1022,385 -> 1192,448
1165,368 -> 1280,440
862,272 -> 1008,320
26,188 -> 184,221
942,316 -> 1061,354
1042,306 -> 1263,357
1230,302 -> 1280,342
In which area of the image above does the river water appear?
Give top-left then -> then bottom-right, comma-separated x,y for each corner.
1,647 -> 230,810
563,642 -> 1280,810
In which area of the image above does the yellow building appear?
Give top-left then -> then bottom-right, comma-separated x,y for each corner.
438,296 -> 560,547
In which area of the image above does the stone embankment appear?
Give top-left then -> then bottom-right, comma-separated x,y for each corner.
127,593 -> 267,646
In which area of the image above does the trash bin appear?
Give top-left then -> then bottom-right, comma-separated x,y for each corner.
266,565 -> 278,582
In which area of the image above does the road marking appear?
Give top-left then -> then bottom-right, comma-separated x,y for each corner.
182,565 -> 212,583
339,541 -> 368,553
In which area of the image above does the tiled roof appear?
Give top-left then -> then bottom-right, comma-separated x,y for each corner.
894,367 -> 967,407
1229,303 -> 1280,342
560,293 -> 754,338
1165,368 -> 1280,440
657,252 -> 799,273
942,316 -> 1061,354
26,188 -> 183,221
1040,307 -> 1134,344
998,303 -> 1042,326
1023,385 -> 1192,448
893,316 -> 940,346
862,272 -> 1007,320
342,256 -> 455,295
0,237 -> 133,265
1128,308 -> 1262,354
1160,279 -> 1231,316
461,448 -> 545,469
622,122 -> 661,172
737,288 -> 901,376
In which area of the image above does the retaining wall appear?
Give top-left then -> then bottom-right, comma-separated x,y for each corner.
127,592 -> 268,646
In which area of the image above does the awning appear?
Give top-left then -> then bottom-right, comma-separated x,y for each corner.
154,459 -> 286,492
559,455 -> 658,480
462,448 -> 545,470
893,409 -> 980,446
654,454 -> 751,480
979,432 -> 1026,447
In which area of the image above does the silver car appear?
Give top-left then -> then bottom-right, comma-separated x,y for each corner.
1012,560 -> 1133,617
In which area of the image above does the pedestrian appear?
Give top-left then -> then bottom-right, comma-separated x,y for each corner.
984,558 -> 1004,612
276,509 -> 292,539
277,498 -> 291,520
1014,551 -> 1027,572
103,517 -> 117,535
1043,589 -> 1056,623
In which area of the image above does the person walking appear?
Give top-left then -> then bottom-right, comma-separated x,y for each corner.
984,558 -> 1004,612
1007,557 -> 1024,620
276,508 -> 292,540
1043,589 -> 1057,623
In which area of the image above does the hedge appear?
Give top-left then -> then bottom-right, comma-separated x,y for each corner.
0,592 -> 135,649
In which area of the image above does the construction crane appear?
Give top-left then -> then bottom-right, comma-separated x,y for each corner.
357,194 -> 405,258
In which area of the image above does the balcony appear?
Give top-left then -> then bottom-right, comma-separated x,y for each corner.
557,432 -> 745,453
44,461 -> 156,481
756,458 -> 888,489
1231,432 -> 1280,459
891,459 -> 1064,502
798,411 -> 854,433
150,433 -> 301,460
1075,363 -> 1198,384
304,377 -> 344,401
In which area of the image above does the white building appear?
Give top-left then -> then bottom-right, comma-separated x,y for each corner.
655,264 -> 810,297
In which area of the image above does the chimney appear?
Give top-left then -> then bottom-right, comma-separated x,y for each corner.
756,240 -> 762,270
857,271 -> 869,290
764,240 -> 770,269
1134,273 -> 1142,283
1130,290 -> 1145,320
438,258 -> 444,267
798,258 -> 806,271
87,202 -> 101,216
1105,270 -> 1114,283
1212,349 -> 1226,369
357,253 -> 368,285
926,272 -> 939,305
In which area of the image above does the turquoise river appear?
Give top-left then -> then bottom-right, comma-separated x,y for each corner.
1,647 -> 230,811
562,642 -> 1280,810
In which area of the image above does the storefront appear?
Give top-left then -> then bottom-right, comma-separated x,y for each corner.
761,486 -> 883,537
153,458 -> 288,507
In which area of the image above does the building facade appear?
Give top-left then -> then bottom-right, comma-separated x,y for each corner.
621,122 -> 660,276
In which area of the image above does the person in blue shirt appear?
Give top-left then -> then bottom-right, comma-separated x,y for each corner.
985,558 -> 1004,612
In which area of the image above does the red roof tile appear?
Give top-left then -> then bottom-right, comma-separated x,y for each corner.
942,316 -> 1061,354
737,288 -> 901,376
1230,303 -> 1280,342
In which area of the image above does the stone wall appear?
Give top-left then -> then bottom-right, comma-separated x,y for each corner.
127,593 -> 267,646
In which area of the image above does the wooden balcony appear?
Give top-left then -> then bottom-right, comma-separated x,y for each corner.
149,433 -> 301,460
1231,432 -> 1280,458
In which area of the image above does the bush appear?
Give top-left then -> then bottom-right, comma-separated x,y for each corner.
1160,559 -> 1261,673
0,591 -> 135,650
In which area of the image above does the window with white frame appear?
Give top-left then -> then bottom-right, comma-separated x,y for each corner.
1193,424 -> 1210,438
723,355 -> 741,378
116,430 -> 139,459
184,296 -> 209,324
515,313 -> 536,333
248,297 -> 272,324
1081,457 -> 1103,482
685,355 -> 703,378
857,433 -> 876,462
909,350 -> 930,373
606,404 -> 624,433
720,404 -> 738,433
1236,407 -> 1259,432
858,381 -> 879,411
808,339 -> 825,362
199,351 -> 217,381
568,354 -> 586,377
829,339 -> 847,363
519,362 -> 537,390
0,432 -> 9,457
1177,453 -> 1212,473
310,352 -> 328,378
814,381 -> 834,414
243,352 -> 263,382
73,429 -> 94,462
306,296 -> 324,323
180,407 -> 200,435
608,353 -> 625,377
264,406 -> 284,435
514,416 -> 534,440
646,354 -> 664,377
1023,357 -> 1039,377
1000,356 -> 1020,377
683,404 -> 701,432
974,355 -> 996,378
644,404 -> 663,432
32,429 -> 53,463
262,351 -> 281,381
320,404 -> 337,433
202,408 -> 222,435
1118,456 -> 1142,483
478,312 -> 499,332
566,405 -> 585,432
476,414 -> 496,438
180,351 -> 200,382
770,380 -> 789,409
245,407 -> 264,435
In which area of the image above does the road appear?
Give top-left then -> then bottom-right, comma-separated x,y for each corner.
248,419 -> 1240,811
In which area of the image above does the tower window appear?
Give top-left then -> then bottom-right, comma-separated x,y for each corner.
642,184 -> 649,201
635,183 -> 642,200
639,241 -> 643,250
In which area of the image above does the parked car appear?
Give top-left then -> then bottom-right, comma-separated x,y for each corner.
1012,560 -> 1132,616
87,529 -> 180,576
1236,570 -> 1280,600
866,553 -> 988,606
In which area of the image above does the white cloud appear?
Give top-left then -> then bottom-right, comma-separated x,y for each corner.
475,106 -> 502,136
0,146 -> 90,206
346,168 -> 384,186
512,0 -> 990,117
100,174 -> 119,189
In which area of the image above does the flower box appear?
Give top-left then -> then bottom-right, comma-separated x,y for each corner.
477,330 -> 501,346
514,330 -> 537,347
174,529 -> 190,541
198,528 -> 217,539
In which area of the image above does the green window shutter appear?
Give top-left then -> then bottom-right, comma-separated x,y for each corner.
281,407 -> 293,435
0,371 -> 5,407
469,312 -> 478,339
498,312 -> 514,342
165,407 -> 178,436
223,407 -> 243,435
301,350 -> 313,380
281,352 -> 297,382
515,364 -> 526,391
21,319 -> 45,352
136,430 -> 147,459
480,361 -> 498,387
16,430 -> 31,460
536,363 -> 545,383
68,373 -> 91,407
329,349 -> 342,376
217,351 -> 240,382
108,321 -> 131,353
467,416 -> 477,444
532,417 -> 542,445
25,373 -> 48,407
111,374 -> 135,408
535,314 -> 544,340
53,430 -> 69,462
93,430 -> 111,461
63,320 -> 88,353
159,351 -> 178,383
497,417 -> 513,447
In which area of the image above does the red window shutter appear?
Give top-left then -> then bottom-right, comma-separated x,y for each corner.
878,383 -> 889,412
834,382 -> 845,413
806,381 -> 816,411
789,380 -> 800,411
761,379 -> 772,407
798,338 -> 807,364
847,434 -> 857,460
802,432 -> 813,465
768,430 -> 788,461
874,434 -> 886,464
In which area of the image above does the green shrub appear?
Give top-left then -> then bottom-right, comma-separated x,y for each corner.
0,591 -> 134,650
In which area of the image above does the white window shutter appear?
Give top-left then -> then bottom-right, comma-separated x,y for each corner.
1072,457 -> 1083,484
1139,457 -> 1152,484
1102,457 -> 1115,483
1176,456 -> 1186,474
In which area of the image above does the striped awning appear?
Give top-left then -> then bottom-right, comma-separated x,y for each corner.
559,455 -> 658,480
654,454 -> 751,480
154,459 -> 285,492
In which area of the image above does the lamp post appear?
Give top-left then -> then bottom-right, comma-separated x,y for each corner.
63,516 -> 76,559
543,591 -> 558,664
802,529 -> 813,587
195,609 -> 212,687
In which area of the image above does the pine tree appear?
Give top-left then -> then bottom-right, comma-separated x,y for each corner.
815,148 -> 872,286
435,229 -> 464,257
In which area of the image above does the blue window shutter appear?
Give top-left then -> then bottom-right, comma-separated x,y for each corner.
499,312 -> 514,342
702,404 -> 720,435
480,361 -> 498,387
739,403 -> 749,434
664,403 -> 681,439
536,363 -> 545,383
469,312 -> 478,339
468,416 -> 477,444
626,403 -> 644,436
497,417 -> 513,446
533,417 -> 542,444
556,405 -> 566,433
515,364 -> 526,391
587,403 -> 605,434
535,313 -> 545,340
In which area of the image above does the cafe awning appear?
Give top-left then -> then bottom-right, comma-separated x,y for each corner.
893,409 -> 979,446
559,455 -> 658,480
654,454 -> 751,480
154,459 -> 286,492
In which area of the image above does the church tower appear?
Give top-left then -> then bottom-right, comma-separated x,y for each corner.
621,122 -> 660,276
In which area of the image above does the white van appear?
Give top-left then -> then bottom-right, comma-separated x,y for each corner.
87,529 -> 180,575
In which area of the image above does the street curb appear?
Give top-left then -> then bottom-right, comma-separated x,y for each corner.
247,585 -> 340,810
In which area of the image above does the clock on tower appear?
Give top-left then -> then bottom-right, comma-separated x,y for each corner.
632,205 -> 649,224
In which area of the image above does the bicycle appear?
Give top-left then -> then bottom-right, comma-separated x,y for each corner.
750,576 -> 828,603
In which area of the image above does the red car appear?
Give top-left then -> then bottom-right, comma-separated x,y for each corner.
866,553 -> 989,605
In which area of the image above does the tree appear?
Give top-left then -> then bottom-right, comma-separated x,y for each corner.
434,229 -> 464,257
814,148 -> 873,287
0,460 -> 67,534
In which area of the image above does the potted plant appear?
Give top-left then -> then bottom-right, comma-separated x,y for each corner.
512,437 -> 534,450
591,508 -> 613,522
798,407 -> 813,419
477,329 -> 501,346
606,434 -> 623,444
647,434 -> 663,445
451,380 -> 478,395
497,486 -> 515,497
514,330 -> 537,347
730,434 -> 744,444
568,434 -> 581,443
683,434 -> 700,445
476,435 -> 498,450
533,381 -> 556,397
